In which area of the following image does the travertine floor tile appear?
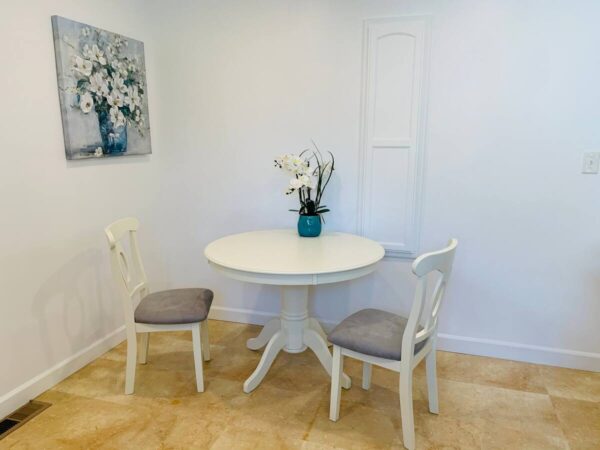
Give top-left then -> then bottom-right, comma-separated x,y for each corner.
1,319 -> 599,450
1,392 -> 167,449
551,396 -> 600,450
479,420 -> 569,450
434,351 -> 547,394
539,365 -> 600,402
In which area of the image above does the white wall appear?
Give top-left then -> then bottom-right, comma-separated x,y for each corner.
2,0 -> 599,417
0,1 -> 169,416
146,0 -> 600,370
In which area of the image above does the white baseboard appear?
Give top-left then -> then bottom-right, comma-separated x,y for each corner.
209,306 -> 600,372
0,326 -> 126,419
436,333 -> 600,372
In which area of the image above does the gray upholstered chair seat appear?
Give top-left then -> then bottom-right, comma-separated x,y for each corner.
134,288 -> 213,325
328,308 -> 426,361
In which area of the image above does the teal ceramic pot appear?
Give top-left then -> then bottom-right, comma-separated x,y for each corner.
297,215 -> 321,237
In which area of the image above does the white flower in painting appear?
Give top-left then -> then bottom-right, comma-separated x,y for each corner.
115,111 -> 126,128
89,73 -> 105,94
72,55 -> 93,77
128,62 -> 137,73
79,92 -> 94,113
119,62 -> 128,76
129,85 -> 142,107
81,60 -> 93,77
107,91 -> 124,108
82,44 -> 92,59
94,147 -> 103,157
110,106 -> 119,121
110,106 -> 125,128
99,83 -> 110,98
91,44 -> 106,65
112,74 -> 128,94
81,27 -> 91,37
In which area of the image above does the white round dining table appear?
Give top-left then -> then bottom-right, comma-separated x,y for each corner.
204,229 -> 385,393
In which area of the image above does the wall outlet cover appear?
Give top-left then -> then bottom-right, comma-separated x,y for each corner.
582,152 -> 600,174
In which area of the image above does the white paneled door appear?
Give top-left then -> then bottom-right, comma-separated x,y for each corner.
358,17 -> 431,257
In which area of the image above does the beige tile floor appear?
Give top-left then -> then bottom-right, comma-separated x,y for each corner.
2,320 -> 600,449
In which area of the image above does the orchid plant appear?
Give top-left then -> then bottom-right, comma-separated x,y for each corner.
274,146 -> 335,220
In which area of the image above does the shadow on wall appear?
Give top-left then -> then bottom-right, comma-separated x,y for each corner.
32,247 -> 119,368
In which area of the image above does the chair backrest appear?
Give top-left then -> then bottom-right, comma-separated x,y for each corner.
401,239 -> 458,362
105,217 -> 149,326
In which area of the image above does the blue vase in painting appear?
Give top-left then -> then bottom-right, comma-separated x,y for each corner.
98,110 -> 128,155
297,215 -> 322,237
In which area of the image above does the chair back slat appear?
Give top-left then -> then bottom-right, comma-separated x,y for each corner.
105,218 -> 149,326
401,239 -> 458,363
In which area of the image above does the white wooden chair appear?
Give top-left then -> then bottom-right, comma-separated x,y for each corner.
105,217 -> 213,394
328,239 -> 458,450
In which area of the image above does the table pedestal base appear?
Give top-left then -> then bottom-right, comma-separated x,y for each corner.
243,285 -> 352,393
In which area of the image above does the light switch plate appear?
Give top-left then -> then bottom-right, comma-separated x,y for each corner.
582,152 -> 600,174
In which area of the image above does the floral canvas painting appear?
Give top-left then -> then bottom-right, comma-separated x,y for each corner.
51,16 -> 151,159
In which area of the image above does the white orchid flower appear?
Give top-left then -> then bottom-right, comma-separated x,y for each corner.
94,147 -> 103,157
289,178 -> 303,190
277,153 -> 309,174
79,92 -> 94,113
299,174 -> 313,188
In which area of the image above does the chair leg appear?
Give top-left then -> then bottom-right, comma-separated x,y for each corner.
125,332 -> 137,395
192,323 -> 205,392
138,333 -> 149,364
329,345 -> 344,421
399,370 -> 415,450
201,319 -> 210,361
362,362 -> 372,390
425,350 -> 439,414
